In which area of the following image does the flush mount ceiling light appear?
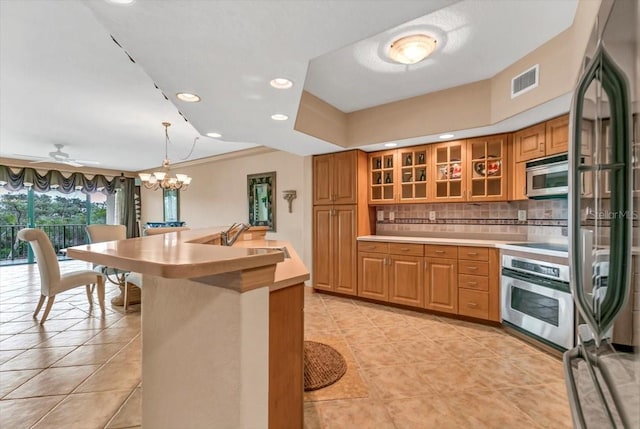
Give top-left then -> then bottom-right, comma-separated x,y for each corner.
176,92 -> 201,102
139,122 -> 193,191
439,133 -> 455,139
384,143 -> 398,147
388,34 -> 437,65
206,132 -> 222,138
271,113 -> 288,121
270,78 -> 293,89
106,0 -> 135,4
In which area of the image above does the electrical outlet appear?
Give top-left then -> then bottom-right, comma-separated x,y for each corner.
377,210 -> 384,221
389,211 -> 395,222
429,211 -> 436,221
518,210 -> 527,221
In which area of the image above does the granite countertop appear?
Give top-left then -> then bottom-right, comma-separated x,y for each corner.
67,226 -> 309,290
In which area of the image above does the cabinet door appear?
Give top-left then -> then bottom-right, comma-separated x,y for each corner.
389,255 -> 423,307
511,161 -> 528,200
514,123 -> 546,162
369,150 -> 397,204
313,155 -> 332,205
334,206 -> 357,295
431,141 -> 466,202
333,151 -> 358,204
398,146 -> 430,203
545,115 -> 569,156
312,206 -> 333,291
467,134 -> 508,201
424,257 -> 458,314
358,252 -> 388,301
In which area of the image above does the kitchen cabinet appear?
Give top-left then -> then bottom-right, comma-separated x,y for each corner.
545,115 -> 570,156
466,134 -> 509,201
431,140 -> 466,202
513,122 -> 546,163
314,205 -> 358,295
457,246 -> 500,321
312,150 -> 373,296
368,146 -> 431,204
357,242 -> 423,306
513,114 -> 569,163
313,151 -> 359,205
424,253 -> 458,314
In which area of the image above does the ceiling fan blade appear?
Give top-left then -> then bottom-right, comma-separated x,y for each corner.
29,159 -> 54,164
74,159 -> 100,165
62,160 -> 83,167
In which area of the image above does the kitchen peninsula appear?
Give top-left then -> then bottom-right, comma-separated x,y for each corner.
67,227 -> 309,429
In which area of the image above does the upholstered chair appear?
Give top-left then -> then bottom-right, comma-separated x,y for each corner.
17,228 -> 105,324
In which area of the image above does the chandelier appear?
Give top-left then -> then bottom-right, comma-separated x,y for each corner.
139,122 -> 192,191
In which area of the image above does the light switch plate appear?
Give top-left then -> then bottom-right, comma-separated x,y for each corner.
377,211 -> 384,221
518,210 -> 527,221
429,211 -> 436,221
389,211 -> 395,221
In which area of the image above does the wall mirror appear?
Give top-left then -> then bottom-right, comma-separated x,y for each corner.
163,189 -> 180,222
247,171 -> 276,231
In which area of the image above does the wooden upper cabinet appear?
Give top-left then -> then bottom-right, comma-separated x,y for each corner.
368,150 -> 397,204
397,146 -> 430,203
431,140 -> 466,202
514,122 -> 546,163
545,115 -> 569,156
466,134 -> 508,202
313,151 -> 358,205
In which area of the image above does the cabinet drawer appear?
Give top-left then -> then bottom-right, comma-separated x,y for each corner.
389,243 -> 424,256
458,247 -> 489,261
458,289 -> 489,319
459,261 -> 489,276
425,245 -> 457,259
458,274 -> 489,292
358,241 -> 389,254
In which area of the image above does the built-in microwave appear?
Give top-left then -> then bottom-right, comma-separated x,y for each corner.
526,154 -> 569,198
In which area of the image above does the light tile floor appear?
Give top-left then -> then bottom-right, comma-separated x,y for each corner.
0,261 -> 573,428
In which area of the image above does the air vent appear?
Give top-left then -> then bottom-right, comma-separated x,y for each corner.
511,64 -> 539,98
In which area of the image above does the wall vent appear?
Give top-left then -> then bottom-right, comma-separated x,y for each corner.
511,64 -> 539,98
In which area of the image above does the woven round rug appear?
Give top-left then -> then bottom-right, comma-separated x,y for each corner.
304,340 -> 347,391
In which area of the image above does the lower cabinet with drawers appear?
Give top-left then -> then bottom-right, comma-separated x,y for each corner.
357,240 -> 501,322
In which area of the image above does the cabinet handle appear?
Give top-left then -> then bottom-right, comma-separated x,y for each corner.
467,266 -> 479,271
467,282 -> 478,286
467,302 -> 479,308
435,250 -> 445,254
424,261 -> 429,270
400,247 -> 410,251
467,252 -> 478,256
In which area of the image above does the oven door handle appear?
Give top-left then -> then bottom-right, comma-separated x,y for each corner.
502,268 -> 571,293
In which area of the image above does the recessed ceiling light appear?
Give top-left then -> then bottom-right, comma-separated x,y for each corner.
270,78 -> 293,89
176,92 -> 201,102
389,34 -> 437,65
206,132 -> 222,138
271,114 -> 288,121
384,143 -> 398,147
439,133 -> 455,139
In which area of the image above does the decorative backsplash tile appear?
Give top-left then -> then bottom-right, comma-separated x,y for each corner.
375,199 -> 568,242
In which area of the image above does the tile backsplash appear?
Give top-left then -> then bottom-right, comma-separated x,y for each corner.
375,199 -> 568,242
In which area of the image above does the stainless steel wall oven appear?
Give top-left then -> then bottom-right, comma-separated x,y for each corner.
501,252 -> 574,350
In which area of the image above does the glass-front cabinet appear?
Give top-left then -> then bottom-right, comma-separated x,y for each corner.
369,150 -> 396,203
398,146 -> 429,203
466,134 -> 508,201
431,140 -> 466,202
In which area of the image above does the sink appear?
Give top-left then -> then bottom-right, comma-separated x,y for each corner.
250,246 -> 290,259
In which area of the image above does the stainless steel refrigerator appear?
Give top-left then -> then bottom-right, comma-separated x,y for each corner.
565,0 -> 639,427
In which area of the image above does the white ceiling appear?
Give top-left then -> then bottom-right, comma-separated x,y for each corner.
0,0 -> 578,172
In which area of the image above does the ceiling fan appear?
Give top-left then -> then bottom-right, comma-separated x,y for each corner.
15,144 -> 100,168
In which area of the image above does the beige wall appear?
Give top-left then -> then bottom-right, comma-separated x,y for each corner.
140,149 -> 313,275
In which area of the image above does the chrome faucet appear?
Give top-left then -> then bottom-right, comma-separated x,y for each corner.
220,222 -> 251,246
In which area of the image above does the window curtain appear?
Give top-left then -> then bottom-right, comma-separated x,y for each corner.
119,178 -> 141,238
0,165 -> 117,194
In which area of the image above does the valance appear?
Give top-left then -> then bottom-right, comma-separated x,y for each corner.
0,165 -> 122,194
